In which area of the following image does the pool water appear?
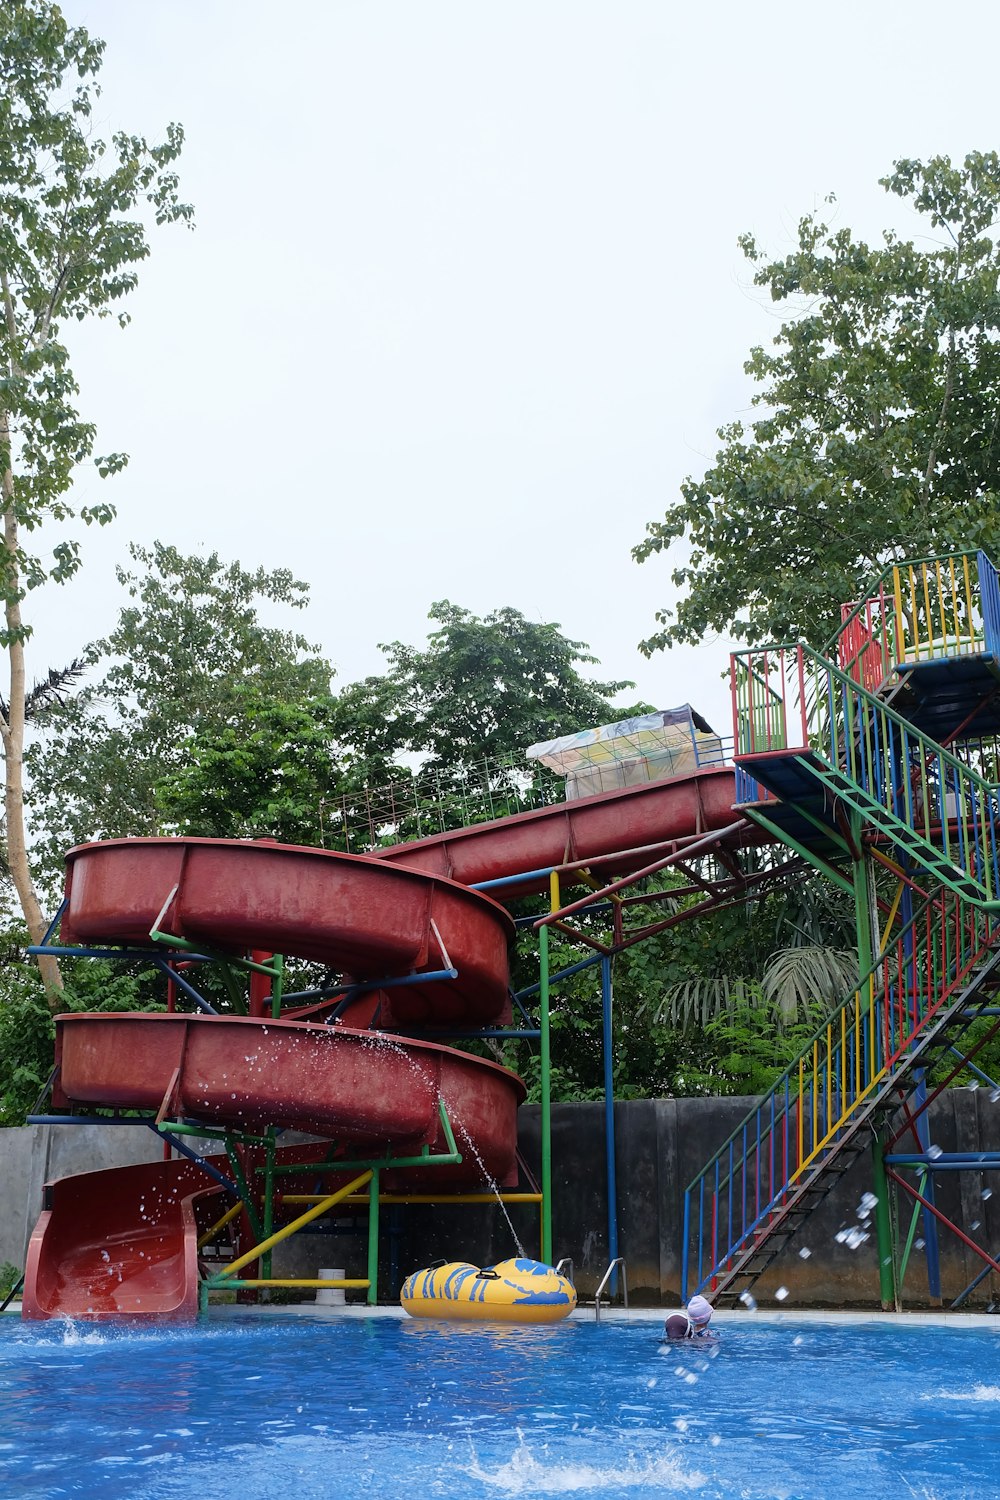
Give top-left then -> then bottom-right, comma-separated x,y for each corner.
2,1313 -> 999,1499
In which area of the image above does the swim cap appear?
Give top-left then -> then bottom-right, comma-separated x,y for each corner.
687,1294 -> 713,1326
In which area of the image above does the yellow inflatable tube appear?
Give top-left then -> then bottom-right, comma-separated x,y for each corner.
400,1257 -> 577,1323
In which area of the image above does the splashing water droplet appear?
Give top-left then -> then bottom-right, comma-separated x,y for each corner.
739,1291 -> 757,1311
799,1247 -> 811,1259
927,1144 -> 943,1159
775,1286 -> 789,1301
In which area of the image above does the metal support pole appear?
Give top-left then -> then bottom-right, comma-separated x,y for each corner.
601,956 -> 619,1295
852,828 -> 874,991
872,1124 -> 898,1310
367,1168 -> 380,1306
262,1127 -> 277,1281
912,1070 -> 942,1301
539,873 -> 556,1265
215,1170 -> 374,1279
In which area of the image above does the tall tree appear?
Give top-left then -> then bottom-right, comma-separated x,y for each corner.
634,152 -> 1000,654
28,543 -> 334,884
334,599 -> 643,776
1,2 -> 191,991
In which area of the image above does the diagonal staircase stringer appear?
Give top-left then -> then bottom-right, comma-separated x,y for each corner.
702,940 -> 1000,1303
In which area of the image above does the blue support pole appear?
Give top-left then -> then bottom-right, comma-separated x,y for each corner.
912,1070 -> 942,1302
601,956 -> 619,1295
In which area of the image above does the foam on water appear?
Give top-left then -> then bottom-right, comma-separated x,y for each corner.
928,1384 -> 1000,1403
464,1432 -> 705,1493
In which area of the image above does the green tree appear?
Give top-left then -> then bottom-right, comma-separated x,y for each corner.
334,599 -> 644,774
325,600 -> 647,850
27,543 -> 334,882
634,152 -> 1000,654
0,902 -> 160,1125
1,2 -> 191,991
155,686 -> 339,844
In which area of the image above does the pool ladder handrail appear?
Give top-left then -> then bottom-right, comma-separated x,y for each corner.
555,1257 -> 574,1284
593,1257 -> 628,1322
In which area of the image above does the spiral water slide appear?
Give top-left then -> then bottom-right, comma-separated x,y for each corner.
23,765 -> 750,1321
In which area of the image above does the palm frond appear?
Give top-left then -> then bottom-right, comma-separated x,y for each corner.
649,975 -> 751,1030
647,945 -> 859,1032
761,945 -> 859,1023
5,658 -> 89,724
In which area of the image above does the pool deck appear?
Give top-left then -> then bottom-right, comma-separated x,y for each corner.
6,1300 -> 997,1329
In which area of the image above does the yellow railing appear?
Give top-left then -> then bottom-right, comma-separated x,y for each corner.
892,554 -> 984,665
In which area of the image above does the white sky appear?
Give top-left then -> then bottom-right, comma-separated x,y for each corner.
29,0 -> 1000,742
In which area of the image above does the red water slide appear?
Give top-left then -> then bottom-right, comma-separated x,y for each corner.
23,766 -> 748,1321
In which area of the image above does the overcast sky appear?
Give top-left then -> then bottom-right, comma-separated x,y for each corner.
32,0 -> 1000,741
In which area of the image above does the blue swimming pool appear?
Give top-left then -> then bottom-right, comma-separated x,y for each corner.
2,1313 -> 998,1498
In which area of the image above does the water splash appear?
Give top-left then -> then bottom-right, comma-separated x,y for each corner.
359,1031 -> 527,1256
463,1431 -> 704,1493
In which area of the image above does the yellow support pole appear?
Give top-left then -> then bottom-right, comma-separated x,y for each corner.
220,1278 -> 371,1289
281,1193 -> 543,1206
893,567 -> 906,663
215,1170 -> 373,1279
879,880 -> 905,954
921,565 -> 933,658
197,1199 -> 244,1250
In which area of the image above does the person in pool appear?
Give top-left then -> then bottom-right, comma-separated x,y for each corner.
663,1294 -> 717,1340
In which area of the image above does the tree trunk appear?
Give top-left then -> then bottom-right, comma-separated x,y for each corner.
1,415 -> 63,1004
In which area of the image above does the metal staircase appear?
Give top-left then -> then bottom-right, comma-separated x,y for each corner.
682,549 -> 1000,1302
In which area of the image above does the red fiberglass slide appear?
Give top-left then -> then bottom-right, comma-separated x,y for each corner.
23,766 -> 750,1320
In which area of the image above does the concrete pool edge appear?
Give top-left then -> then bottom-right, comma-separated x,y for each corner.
4,1299 -> 999,1329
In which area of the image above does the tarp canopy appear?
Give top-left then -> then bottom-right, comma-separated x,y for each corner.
525,707 -> 723,800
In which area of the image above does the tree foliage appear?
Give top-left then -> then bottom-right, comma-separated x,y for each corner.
333,599 -> 645,779
0,907 -> 160,1126
27,543 -> 334,882
155,687 -> 339,845
0,1 -> 190,990
635,152 -> 1000,653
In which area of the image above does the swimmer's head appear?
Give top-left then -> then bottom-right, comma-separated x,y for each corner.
687,1294 -> 713,1328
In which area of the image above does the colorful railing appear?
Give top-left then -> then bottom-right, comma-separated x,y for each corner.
732,641 -> 1000,906
832,550 -> 1000,689
682,891 -> 997,1298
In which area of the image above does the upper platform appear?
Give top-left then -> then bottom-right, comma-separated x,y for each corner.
833,549 -> 1000,746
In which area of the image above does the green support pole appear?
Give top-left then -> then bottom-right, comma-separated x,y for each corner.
262,1127 -> 276,1280
540,914 -> 553,1265
871,1124 -> 898,1310
898,1168 -> 928,1289
851,820 -> 896,1304
225,1140 -> 263,1240
851,823 -> 874,986
367,1168 -> 380,1306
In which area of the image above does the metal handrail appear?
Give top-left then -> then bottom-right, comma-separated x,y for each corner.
0,1273 -> 24,1315
593,1257 -> 628,1321
555,1257 -> 574,1284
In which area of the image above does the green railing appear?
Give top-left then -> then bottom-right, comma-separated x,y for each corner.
732,642 -> 1000,906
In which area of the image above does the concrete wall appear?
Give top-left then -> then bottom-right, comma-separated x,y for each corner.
5,1092 -> 1000,1308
